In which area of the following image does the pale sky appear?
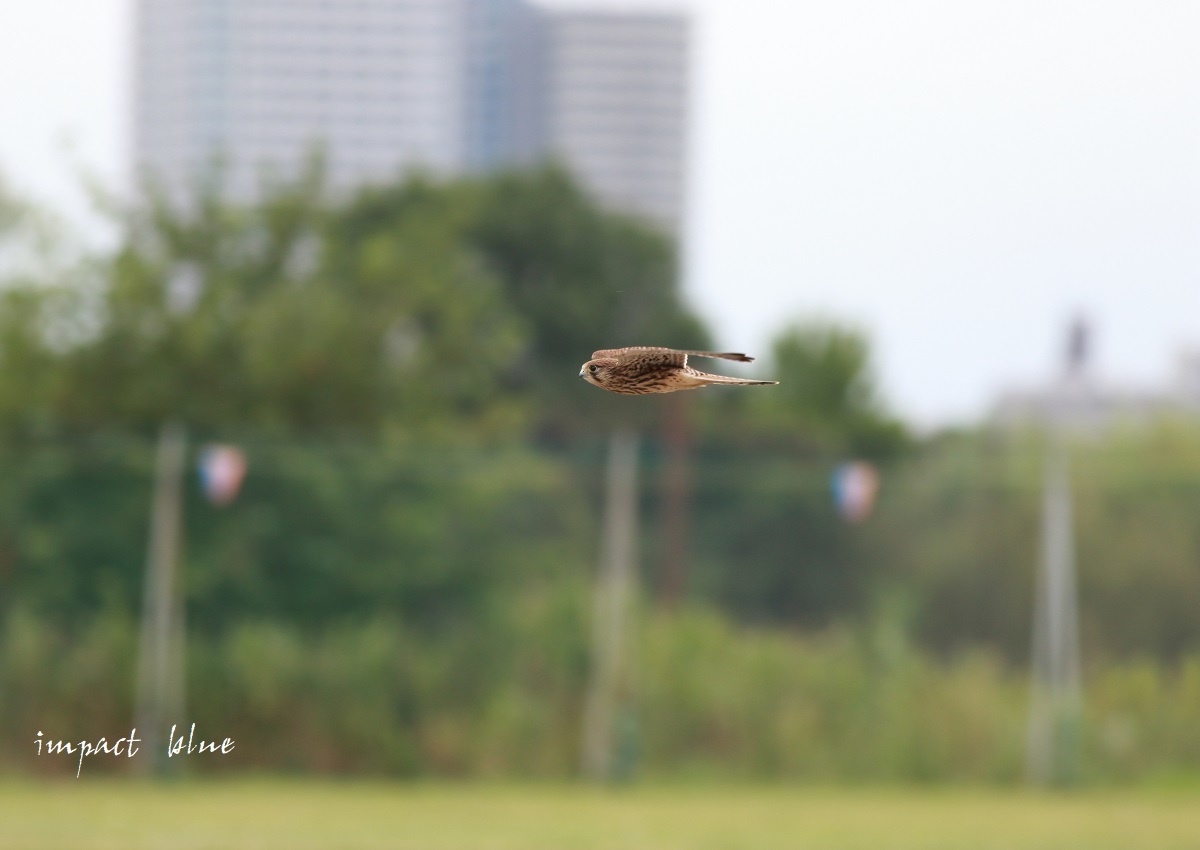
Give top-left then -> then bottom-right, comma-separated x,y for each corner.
1,0 -> 1198,426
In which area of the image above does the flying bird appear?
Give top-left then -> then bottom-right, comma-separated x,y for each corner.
579,347 -> 779,395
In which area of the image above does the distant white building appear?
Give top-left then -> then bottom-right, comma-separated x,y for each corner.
133,0 -> 689,233
991,319 -> 1200,431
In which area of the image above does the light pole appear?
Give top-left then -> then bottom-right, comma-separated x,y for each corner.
134,421 -> 188,775
1026,317 -> 1087,786
582,427 -> 640,781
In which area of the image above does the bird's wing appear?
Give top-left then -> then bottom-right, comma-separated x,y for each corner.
591,347 -> 754,365
592,347 -> 688,367
676,350 -> 755,363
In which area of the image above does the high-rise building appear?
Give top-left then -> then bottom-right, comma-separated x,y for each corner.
539,6 -> 688,233
462,0 -> 546,171
133,0 -> 688,232
134,0 -> 471,198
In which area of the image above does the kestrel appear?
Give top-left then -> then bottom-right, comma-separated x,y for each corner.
579,347 -> 779,395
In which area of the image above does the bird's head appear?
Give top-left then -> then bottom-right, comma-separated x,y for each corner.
579,357 -> 619,390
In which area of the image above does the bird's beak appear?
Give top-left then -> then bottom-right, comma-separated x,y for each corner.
579,366 -> 586,378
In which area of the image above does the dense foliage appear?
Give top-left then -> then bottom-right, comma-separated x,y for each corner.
7,608 -> 1200,783
2,168 -> 1199,782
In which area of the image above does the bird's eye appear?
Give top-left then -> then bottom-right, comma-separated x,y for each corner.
588,364 -> 598,374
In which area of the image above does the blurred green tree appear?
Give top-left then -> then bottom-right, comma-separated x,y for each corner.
755,319 -> 908,459
0,177 -> 87,428
871,423 -> 1200,662
1,167 -> 526,437
1,164 -> 710,442
675,319 -> 909,626
0,165 -> 710,632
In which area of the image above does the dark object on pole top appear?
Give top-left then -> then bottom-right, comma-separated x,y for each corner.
1065,315 -> 1090,377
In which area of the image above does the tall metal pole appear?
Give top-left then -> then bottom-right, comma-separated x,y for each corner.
1026,431 -> 1083,785
582,427 -> 639,781
659,393 -> 691,606
135,421 -> 188,775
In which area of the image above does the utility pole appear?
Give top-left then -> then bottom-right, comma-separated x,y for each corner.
658,393 -> 691,606
582,427 -> 639,781
1026,317 -> 1086,786
1026,434 -> 1082,785
135,421 -> 188,775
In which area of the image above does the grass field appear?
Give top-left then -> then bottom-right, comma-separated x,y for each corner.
5,781 -> 1200,849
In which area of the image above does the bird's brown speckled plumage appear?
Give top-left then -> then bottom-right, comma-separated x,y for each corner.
579,346 -> 778,395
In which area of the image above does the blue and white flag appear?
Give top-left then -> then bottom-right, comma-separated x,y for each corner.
198,445 -> 247,506
831,461 -> 879,523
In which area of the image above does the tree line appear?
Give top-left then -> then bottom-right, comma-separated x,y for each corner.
0,163 -> 906,636
2,165 -> 1200,780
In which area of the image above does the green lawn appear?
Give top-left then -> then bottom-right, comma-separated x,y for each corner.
4,781 -> 1200,849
